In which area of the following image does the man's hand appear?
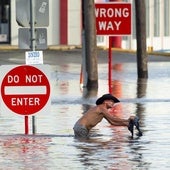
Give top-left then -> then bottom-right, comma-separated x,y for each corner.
128,115 -> 136,122
128,116 -> 143,137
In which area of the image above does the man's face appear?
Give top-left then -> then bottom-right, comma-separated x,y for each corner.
104,100 -> 115,108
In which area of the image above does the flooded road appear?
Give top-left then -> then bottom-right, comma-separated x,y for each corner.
0,49 -> 170,169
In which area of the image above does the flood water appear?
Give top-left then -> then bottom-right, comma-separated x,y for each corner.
0,50 -> 170,169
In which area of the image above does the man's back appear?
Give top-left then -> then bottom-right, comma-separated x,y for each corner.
76,106 -> 104,130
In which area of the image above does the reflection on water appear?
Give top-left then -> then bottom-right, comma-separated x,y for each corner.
0,61 -> 170,169
73,130 -> 151,170
137,78 -> 147,98
0,135 -> 52,170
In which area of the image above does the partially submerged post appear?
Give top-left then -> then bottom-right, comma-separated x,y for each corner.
135,0 -> 148,78
83,0 -> 98,90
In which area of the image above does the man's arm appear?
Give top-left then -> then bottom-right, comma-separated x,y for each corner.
102,110 -> 135,126
99,106 -> 135,126
104,114 -> 129,126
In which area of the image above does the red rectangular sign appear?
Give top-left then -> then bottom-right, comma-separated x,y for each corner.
95,3 -> 132,35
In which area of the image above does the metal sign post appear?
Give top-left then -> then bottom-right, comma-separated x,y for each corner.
30,0 -> 35,51
30,0 -> 36,134
16,0 -> 49,134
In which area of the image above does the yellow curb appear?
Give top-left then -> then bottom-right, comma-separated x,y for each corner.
48,45 -> 78,50
111,47 -> 170,57
0,45 -> 19,50
0,45 -> 170,57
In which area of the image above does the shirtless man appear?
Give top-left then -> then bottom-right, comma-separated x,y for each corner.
73,94 -> 136,138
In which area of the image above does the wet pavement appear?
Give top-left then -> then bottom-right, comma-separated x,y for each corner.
0,49 -> 170,169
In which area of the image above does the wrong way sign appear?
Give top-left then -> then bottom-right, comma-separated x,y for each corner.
0,65 -> 50,115
95,3 -> 132,35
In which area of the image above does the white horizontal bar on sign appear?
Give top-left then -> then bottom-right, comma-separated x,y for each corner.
4,86 -> 47,95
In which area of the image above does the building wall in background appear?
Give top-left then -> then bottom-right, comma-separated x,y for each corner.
4,0 -> 170,51
10,0 -> 81,46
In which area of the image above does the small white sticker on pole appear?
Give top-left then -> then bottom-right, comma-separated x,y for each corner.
25,51 -> 43,65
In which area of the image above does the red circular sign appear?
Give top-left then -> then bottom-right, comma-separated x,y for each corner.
1,65 -> 50,115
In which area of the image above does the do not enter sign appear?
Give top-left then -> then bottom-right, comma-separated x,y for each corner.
1,65 -> 50,115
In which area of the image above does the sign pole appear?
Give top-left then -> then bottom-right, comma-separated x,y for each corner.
16,0 -> 50,134
25,116 -> 29,134
108,37 -> 112,94
30,0 -> 35,51
30,0 -> 36,134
